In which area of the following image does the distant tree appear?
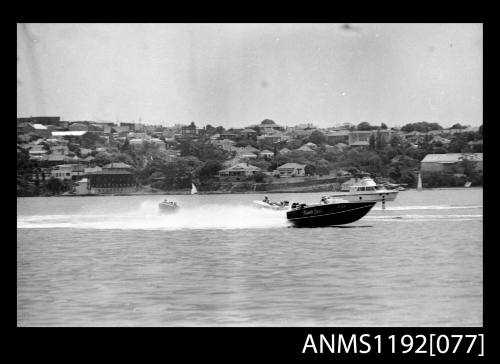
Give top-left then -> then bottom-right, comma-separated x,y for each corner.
204,124 -> 217,135
253,172 -> 267,183
471,142 -> 483,153
215,126 -> 225,134
388,165 -> 402,181
308,130 -> 327,145
458,156 -> 478,178
116,153 -> 135,166
17,148 -> 35,195
178,140 -> 193,157
304,164 -> 316,176
80,132 -> 103,149
286,139 -> 302,150
314,159 -> 330,175
448,134 -> 470,153
428,122 -> 443,131
198,160 -> 223,181
389,134 -> 403,148
93,152 -> 115,166
252,126 -> 262,136
120,138 -> 130,152
478,124 -> 483,138
401,122 -> 442,133
432,147 -> 447,154
369,133 -> 376,149
375,130 -> 387,150
45,177 -> 64,194
68,142 -> 80,155
357,121 -> 373,131
433,141 -> 444,148
261,119 -> 276,125
251,160 -> 272,171
381,122 -> 388,130
451,123 -> 467,129
346,166 -> 360,175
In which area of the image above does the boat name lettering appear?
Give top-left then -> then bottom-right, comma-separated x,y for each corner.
302,208 -> 323,215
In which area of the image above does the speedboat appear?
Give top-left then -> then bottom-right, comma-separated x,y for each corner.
253,199 -> 291,210
158,199 -> 179,213
328,176 -> 398,202
287,199 -> 376,227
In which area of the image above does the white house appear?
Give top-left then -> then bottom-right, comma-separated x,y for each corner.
276,163 -> 306,177
218,163 -> 261,180
420,153 -> 483,173
50,164 -> 85,180
259,149 -> 274,159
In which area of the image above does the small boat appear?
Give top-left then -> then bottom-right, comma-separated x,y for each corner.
287,199 -> 376,227
328,176 -> 398,202
464,181 -> 472,188
383,182 -> 401,190
254,198 -> 291,210
191,183 -> 198,194
158,199 -> 179,213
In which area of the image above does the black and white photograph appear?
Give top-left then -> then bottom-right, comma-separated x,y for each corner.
17,23 -> 483,328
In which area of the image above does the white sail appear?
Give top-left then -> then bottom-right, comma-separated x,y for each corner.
417,172 -> 423,190
191,183 -> 198,194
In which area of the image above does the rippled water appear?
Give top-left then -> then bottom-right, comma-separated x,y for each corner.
17,188 -> 483,326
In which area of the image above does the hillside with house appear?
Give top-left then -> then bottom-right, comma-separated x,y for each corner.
17,117 -> 483,196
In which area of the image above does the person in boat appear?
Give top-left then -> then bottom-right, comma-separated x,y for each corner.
263,196 -> 269,203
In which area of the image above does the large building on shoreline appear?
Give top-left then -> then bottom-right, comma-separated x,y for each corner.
420,153 -> 483,174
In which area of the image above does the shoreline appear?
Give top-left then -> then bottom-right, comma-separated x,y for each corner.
18,186 -> 482,197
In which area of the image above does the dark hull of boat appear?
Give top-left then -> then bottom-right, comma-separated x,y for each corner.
286,201 -> 375,227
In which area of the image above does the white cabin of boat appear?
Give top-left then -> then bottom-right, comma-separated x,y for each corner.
341,176 -> 383,193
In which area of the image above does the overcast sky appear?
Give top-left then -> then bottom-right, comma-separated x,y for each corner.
17,23 -> 482,128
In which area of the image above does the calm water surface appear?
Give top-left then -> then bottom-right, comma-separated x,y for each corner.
17,189 -> 483,326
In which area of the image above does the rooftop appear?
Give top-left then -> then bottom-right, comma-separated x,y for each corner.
103,162 -> 133,169
297,145 -> 314,152
32,124 -> 48,130
52,131 -> 88,137
327,130 -> 350,136
220,163 -> 261,171
87,170 -> 134,175
421,153 -> 483,163
278,163 -> 306,169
